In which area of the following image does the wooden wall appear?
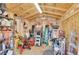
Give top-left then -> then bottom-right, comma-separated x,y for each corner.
62,13 -> 79,39
61,13 -> 79,54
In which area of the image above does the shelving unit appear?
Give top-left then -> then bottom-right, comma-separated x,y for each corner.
0,14 -> 14,55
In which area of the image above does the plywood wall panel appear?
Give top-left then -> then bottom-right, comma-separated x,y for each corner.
62,13 -> 79,38
61,13 -> 79,53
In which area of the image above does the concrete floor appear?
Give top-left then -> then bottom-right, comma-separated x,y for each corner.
15,46 -> 50,55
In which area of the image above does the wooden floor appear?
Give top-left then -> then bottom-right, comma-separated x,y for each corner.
15,46 -> 50,55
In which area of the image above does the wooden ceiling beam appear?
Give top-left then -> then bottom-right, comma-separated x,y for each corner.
7,4 -> 35,16
44,12 -> 61,17
24,11 -> 61,20
43,14 -> 61,19
41,5 -> 67,12
43,11 -> 63,16
26,14 -> 40,21
60,4 -> 79,22
24,12 -> 38,19
6,4 -> 23,11
8,7 -> 35,17
24,13 -> 61,20
19,7 -> 35,16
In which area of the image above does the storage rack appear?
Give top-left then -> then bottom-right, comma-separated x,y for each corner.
0,15 -> 14,55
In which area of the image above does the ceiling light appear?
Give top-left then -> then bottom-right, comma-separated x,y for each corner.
34,3 -> 42,13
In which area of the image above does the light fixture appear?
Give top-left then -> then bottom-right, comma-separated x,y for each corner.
34,3 -> 42,13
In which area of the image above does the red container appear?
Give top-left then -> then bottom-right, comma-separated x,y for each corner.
29,38 -> 35,46
18,45 -> 24,54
